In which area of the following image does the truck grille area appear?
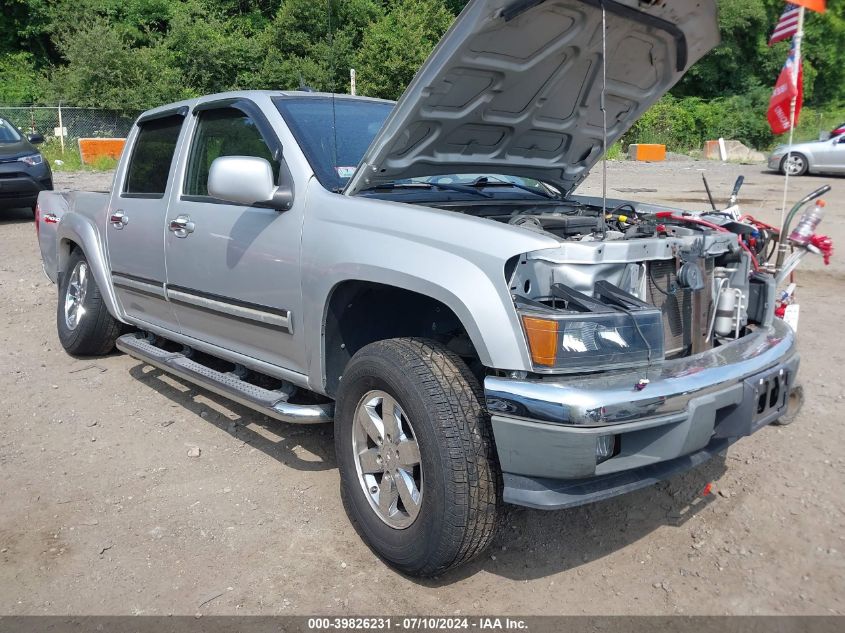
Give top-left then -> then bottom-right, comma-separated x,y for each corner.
647,259 -> 714,358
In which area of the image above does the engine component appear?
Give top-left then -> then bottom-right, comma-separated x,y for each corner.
714,286 -> 746,338
647,258 -> 715,358
676,261 -> 705,291
509,213 -> 600,238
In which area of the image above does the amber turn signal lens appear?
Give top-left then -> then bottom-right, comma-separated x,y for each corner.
521,316 -> 559,367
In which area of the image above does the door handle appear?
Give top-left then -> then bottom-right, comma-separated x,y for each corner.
169,215 -> 195,238
110,210 -> 129,229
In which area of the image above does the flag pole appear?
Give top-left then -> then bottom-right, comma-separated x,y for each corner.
778,6 -> 805,254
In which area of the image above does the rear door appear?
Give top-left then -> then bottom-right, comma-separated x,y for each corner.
163,99 -> 306,374
107,110 -> 187,332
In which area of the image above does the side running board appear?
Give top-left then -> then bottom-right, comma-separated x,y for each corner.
116,333 -> 333,424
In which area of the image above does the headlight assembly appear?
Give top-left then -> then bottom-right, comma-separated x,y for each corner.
518,282 -> 665,372
20,153 -> 44,167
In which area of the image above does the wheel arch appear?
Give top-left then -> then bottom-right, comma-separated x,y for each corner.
321,279 -> 490,397
56,214 -> 123,322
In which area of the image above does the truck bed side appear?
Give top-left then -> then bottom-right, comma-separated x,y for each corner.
37,190 -> 109,284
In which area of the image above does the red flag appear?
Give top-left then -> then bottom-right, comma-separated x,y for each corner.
790,0 -> 826,12
768,41 -> 803,134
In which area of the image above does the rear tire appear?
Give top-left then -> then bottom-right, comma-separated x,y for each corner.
57,249 -> 121,355
335,338 -> 500,577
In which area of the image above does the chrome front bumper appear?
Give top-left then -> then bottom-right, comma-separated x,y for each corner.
485,319 -> 799,509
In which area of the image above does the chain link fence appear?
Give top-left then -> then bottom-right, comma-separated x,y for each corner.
0,105 -> 141,164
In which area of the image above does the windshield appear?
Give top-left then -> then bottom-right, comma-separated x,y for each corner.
274,97 -> 393,191
0,118 -> 22,143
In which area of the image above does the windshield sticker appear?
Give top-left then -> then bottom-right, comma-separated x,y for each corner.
336,166 -> 356,178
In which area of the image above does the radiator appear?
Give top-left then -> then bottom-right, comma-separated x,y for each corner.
647,259 -> 714,358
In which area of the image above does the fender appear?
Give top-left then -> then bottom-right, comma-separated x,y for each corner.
300,179 -> 560,390
57,212 -> 125,323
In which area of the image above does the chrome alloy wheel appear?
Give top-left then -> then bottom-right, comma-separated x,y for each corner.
352,390 -> 423,529
64,260 -> 89,331
784,154 -> 806,176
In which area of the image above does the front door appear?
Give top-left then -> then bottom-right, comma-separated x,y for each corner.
107,111 -> 186,332
814,135 -> 845,173
163,101 -> 306,375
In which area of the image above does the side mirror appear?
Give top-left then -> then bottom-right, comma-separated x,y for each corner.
27,133 -> 45,145
207,156 -> 294,210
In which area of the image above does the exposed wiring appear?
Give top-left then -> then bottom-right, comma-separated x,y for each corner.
656,212 -> 760,271
609,202 -> 638,217
740,214 -> 780,234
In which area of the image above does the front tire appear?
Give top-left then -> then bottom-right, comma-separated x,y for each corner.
781,153 -> 809,176
335,338 -> 500,577
57,249 -> 121,355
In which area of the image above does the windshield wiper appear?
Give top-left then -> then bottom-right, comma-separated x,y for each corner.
469,176 -> 558,200
362,181 -> 494,198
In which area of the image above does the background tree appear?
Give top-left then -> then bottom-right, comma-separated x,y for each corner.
356,0 -> 454,99
0,0 -> 842,149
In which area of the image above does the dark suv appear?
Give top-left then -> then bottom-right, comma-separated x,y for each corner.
0,116 -> 53,214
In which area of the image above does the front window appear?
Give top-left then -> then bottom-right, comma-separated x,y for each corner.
275,97 -> 392,192
184,107 -> 279,198
0,118 -> 22,143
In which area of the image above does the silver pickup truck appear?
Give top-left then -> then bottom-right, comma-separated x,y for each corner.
35,0 -> 812,576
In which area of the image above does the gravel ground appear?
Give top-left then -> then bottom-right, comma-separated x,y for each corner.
1,161 -> 843,616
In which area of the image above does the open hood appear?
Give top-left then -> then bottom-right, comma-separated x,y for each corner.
346,0 -> 719,197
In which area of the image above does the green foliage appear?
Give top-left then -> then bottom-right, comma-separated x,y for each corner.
604,142 -> 624,161
675,0 -> 845,107
623,93 -> 776,153
165,1 -> 263,95
247,0 -> 383,92
0,52 -> 40,104
356,0 -> 454,100
1,0 -> 843,156
39,18 -> 188,111
674,0 -> 771,99
622,92 -> 845,153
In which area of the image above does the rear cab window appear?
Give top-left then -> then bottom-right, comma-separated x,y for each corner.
123,114 -> 185,198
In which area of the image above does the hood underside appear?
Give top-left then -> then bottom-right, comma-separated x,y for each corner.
346,0 -> 719,197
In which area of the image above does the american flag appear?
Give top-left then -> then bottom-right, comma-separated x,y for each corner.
769,3 -> 801,46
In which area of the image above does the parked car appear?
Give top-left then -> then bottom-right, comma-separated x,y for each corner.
36,0 -> 808,576
0,116 -> 53,214
768,134 -> 845,176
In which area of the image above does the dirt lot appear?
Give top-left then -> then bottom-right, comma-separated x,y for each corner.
1,161 -> 843,616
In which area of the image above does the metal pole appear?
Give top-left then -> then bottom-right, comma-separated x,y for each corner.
778,8 -> 804,232
58,102 -> 65,155
600,2 -> 608,220
350,68 -> 357,96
